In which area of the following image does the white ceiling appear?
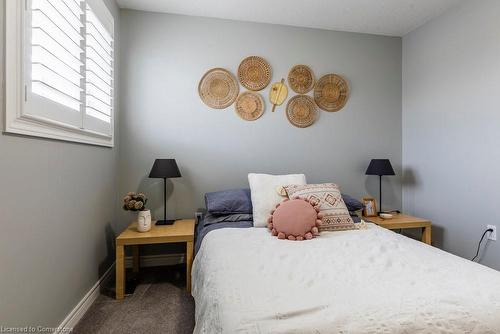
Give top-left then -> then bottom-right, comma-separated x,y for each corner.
116,0 -> 462,37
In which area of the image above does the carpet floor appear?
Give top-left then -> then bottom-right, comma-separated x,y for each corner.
73,265 -> 195,334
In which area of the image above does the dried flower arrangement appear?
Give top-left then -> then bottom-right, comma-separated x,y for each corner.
123,192 -> 148,211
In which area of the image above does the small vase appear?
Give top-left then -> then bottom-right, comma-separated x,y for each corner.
137,210 -> 152,232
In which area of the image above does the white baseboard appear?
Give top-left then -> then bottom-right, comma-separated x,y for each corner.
55,264 -> 114,333
55,253 -> 185,333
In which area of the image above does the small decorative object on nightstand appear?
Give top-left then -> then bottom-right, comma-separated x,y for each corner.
149,159 -> 182,225
379,213 -> 393,219
363,213 -> 432,245
115,219 -> 195,299
122,192 -> 151,232
365,159 -> 395,214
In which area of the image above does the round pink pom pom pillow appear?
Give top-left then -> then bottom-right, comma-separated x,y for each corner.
267,198 -> 321,240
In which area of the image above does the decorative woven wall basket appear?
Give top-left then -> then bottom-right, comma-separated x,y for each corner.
288,65 -> 315,94
198,68 -> 239,109
286,95 -> 318,128
314,74 -> 349,112
238,56 -> 272,91
235,91 -> 265,121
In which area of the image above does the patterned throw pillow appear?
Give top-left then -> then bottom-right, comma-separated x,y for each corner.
284,183 -> 357,232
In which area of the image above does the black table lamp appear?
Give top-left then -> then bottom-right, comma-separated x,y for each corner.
365,159 -> 395,214
149,159 -> 181,225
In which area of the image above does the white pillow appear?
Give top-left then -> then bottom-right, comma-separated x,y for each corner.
248,173 -> 307,227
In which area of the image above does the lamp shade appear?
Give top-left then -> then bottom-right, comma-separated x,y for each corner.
149,159 -> 181,178
365,159 -> 395,176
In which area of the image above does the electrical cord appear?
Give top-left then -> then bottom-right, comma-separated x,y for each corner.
471,228 -> 493,262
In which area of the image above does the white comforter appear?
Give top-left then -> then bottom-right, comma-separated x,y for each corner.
192,225 -> 500,333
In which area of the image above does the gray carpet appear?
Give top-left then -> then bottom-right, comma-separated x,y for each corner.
73,265 -> 195,334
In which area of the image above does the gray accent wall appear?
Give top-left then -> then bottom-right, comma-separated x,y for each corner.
117,10 -> 403,226
0,0 -> 121,328
402,0 -> 500,269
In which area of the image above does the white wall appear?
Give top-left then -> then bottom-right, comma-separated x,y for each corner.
0,0 -> 121,328
403,0 -> 500,269
117,10 -> 403,227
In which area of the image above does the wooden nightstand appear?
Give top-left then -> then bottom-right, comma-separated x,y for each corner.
363,214 -> 432,245
115,219 -> 195,299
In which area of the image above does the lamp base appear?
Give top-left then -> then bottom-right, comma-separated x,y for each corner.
155,219 -> 176,226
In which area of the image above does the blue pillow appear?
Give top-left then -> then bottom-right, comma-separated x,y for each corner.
342,193 -> 364,212
202,213 -> 253,227
205,188 -> 253,215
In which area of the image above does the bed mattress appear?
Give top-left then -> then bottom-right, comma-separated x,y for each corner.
192,225 -> 500,333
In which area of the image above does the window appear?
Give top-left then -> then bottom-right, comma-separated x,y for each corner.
5,0 -> 114,147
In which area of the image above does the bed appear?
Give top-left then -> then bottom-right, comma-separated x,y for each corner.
192,223 -> 500,333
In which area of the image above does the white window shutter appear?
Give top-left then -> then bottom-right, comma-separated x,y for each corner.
25,0 -> 85,127
6,0 -> 114,146
84,0 -> 114,136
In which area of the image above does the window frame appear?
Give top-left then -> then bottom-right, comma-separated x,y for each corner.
4,0 -> 114,147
